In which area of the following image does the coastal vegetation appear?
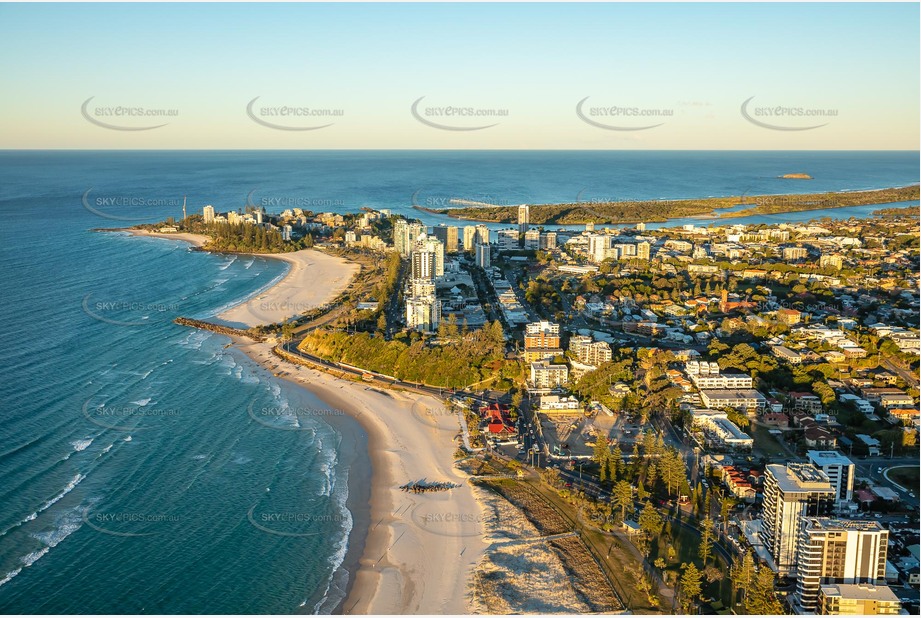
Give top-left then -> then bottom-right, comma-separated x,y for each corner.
137,217 -> 314,253
297,321 -> 521,388
427,185 -> 919,224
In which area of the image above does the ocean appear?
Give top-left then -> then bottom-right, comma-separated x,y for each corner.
0,150 -> 917,613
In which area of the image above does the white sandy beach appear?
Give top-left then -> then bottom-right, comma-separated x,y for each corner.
126,229 -> 358,328
127,229 -> 210,247
216,249 -> 358,327
236,340 -> 489,615
129,227 -> 487,611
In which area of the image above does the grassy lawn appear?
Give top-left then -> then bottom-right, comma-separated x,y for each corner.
889,466 -> 920,490
752,424 -> 788,459
651,515 -> 733,608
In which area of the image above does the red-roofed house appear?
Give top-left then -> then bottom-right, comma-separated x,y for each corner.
482,403 -> 517,440
762,412 -> 790,428
803,422 -> 837,449
854,489 -> 875,507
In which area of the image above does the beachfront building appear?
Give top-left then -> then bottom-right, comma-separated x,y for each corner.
405,292 -> 441,333
411,249 -> 437,281
463,226 -> 478,253
518,204 -> 530,234
417,236 -> 445,277
393,219 -> 427,257
761,463 -> 835,575
432,224 -> 459,254
202,205 -> 215,223
794,518 -> 889,613
475,224 -> 490,246
535,394 -> 581,415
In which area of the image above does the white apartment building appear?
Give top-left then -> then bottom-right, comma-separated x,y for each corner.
475,243 -> 491,269
807,450 -> 856,508
761,463 -> 835,576
569,335 -> 612,366
794,518 -> 889,613
496,229 -> 519,251
529,361 -> 569,390
691,372 -> 754,389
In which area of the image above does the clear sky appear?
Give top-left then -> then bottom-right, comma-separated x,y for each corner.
0,2 -> 917,150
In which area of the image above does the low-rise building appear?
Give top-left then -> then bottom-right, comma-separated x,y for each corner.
691,372 -> 754,389
839,393 -> 875,415
817,583 -> 901,615
720,465 -> 757,501
529,361 -> 569,390
691,409 -> 753,450
535,394 -> 581,415
888,408 -> 920,427
569,335 -> 612,366
807,450 -> 855,507
771,345 -> 804,365
862,387 -> 915,410
777,308 -> 803,325
699,389 -> 767,411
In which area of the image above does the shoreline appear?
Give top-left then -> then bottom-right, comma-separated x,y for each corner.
123,229 -> 489,613
233,339 -> 489,615
428,184 -> 920,226
117,228 -> 359,328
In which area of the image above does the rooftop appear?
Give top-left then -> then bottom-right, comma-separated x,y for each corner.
766,463 -> 834,493
819,583 -> 900,603
807,450 -> 854,467
802,517 -> 886,533
700,389 -> 766,399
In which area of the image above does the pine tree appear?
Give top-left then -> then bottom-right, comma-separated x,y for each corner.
679,562 -> 703,614
698,516 -> 715,565
638,501 -> 663,539
612,480 -> 633,522
745,566 -> 784,615
730,549 -> 756,608
593,434 -> 609,467
646,460 -> 658,488
609,440 -> 622,480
